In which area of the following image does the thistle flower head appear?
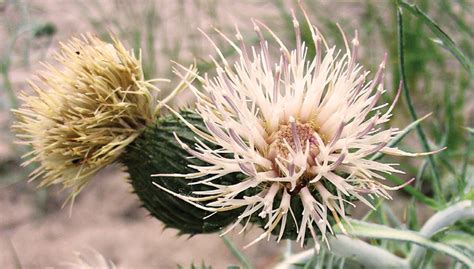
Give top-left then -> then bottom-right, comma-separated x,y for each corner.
159,11 -> 435,250
14,34 -> 157,198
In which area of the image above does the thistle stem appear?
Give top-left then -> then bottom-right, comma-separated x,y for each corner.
284,239 -> 292,260
274,235 -> 409,269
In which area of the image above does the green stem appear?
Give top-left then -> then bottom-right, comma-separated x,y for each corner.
8,238 -> 22,269
284,240 -> 292,260
344,218 -> 474,268
1,23 -> 36,110
408,200 -> 474,268
0,60 -> 16,109
384,174 -> 440,209
382,203 -> 402,228
274,235 -> 409,269
221,236 -> 252,269
397,7 -> 444,203
461,132 -> 473,183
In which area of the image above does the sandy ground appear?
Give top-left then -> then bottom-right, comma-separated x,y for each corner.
0,166 -> 282,268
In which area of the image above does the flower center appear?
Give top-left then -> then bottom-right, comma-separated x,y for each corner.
268,123 -> 315,157
266,119 -> 323,194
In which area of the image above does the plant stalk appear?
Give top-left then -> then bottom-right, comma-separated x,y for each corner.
408,200 -> 474,267
274,235 -> 409,269
397,7 -> 444,203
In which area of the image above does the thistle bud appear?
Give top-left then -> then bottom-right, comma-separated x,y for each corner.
14,34 -> 156,198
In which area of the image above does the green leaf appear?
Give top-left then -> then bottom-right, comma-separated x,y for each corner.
397,0 -> 474,76
371,113 -> 431,161
384,174 -> 441,209
336,219 -> 474,268
439,231 -> 474,252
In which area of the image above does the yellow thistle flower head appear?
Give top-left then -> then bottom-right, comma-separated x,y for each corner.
13,34 -> 157,198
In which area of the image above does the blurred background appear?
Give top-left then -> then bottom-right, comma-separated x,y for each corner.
0,0 -> 472,268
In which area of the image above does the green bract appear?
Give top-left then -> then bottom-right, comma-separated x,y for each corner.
123,111 -> 243,234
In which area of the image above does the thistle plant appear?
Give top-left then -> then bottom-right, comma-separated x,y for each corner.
9,2 -> 474,269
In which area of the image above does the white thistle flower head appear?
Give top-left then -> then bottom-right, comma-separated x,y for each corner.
159,11 -> 435,249
13,34 -> 158,199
